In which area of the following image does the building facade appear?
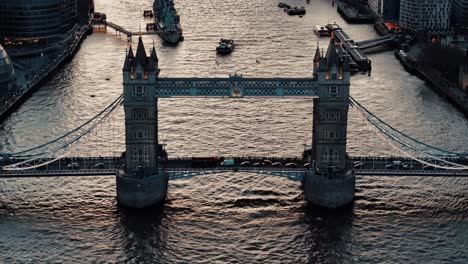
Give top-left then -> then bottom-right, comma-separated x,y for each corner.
0,0 -> 79,46
399,0 -> 451,31
0,44 -> 16,104
452,0 -> 468,28
368,0 -> 400,21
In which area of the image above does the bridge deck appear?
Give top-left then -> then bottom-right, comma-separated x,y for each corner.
1,156 -> 467,178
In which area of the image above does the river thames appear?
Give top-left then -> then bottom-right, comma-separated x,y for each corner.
0,0 -> 467,263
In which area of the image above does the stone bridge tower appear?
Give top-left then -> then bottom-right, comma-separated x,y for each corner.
116,36 -> 168,208
305,38 -> 355,208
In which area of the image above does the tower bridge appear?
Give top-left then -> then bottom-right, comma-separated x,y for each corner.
1,37 -> 467,209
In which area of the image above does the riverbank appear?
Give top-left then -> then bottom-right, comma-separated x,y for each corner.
0,25 -> 92,122
395,50 -> 468,117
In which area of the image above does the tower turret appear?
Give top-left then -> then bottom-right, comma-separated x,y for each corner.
313,46 -> 321,78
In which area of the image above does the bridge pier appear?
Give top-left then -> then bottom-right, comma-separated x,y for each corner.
116,169 -> 168,208
304,170 -> 355,208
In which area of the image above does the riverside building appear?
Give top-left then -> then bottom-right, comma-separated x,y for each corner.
452,0 -> 468,28
399,0 -> 451,31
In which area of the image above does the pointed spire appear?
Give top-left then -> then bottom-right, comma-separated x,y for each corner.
123,46 -> 134,71
128,46 -> 134,58
150,44 -> 158,62
314,46 -> 321,62
325,37 -> 339,69
343,54 -> 350,72
135,35 -> 147,66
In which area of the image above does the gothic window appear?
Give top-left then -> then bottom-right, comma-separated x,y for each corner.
133,111 -> 148,119
324,131 -> 340,140
132,86 -> 146,97
333,148 -> 339,162
133,130 -> 149,139
327,86 -> 340,95
143,146 -> 149,162
132,146 -> 138,162
136,72 -> 142,79
322,147 -> 329,162
331,73 -> 337,80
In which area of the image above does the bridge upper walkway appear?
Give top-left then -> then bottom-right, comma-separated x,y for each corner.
152,76 -> 319,97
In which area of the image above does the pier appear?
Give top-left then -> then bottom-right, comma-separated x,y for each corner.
329,25 -> 396,72
91,14 -> 161,41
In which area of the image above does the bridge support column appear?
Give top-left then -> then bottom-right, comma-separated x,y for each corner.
117,36 -> 167,209
304,170 -> 355,208
116,169 -> 168,208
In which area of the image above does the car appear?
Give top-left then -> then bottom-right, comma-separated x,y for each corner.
221,159 -> 234,166
263,160 -> 273,166
285,162 -> 297,168
353,161 -> 365,168
272,162 -> 282,167
402,164 -> 414,169
303,162 -> 312,168
385,164 -> 395,169
241,161 -> 251,167
253,162 -> 262,167
67,163 -> 80,170
94,163 -> 105,169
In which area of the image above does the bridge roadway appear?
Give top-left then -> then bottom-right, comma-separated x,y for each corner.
1,156 -> 467,178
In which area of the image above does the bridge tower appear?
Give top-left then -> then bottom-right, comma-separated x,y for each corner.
116,36 -> 168,208
305,38 -> 355,208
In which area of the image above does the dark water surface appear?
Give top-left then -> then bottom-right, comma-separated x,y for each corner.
0,0 -> 467,263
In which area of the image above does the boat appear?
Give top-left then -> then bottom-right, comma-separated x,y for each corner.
216,39 -> 235,54
153,0 -> 183,44
143,10 -> 154,17
286,6 -> 306,16
314,25 -> 330,37
326,23 -> 341,32
278,2 -> 290,9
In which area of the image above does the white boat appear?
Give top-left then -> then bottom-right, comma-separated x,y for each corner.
314,25 -> 330,37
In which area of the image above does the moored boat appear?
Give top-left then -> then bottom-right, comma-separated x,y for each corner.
216,39 -> 235,54
154,0 -> 183,44
286,6 -> 306,15
314,25 -> 330,37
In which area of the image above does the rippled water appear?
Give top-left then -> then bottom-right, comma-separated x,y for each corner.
0,0 -> 467,263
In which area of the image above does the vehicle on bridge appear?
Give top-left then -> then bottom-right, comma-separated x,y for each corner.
221,159 -> 234,166
353,161 -> 365,168
272,162 -> 282,167
241,161 -> 250,167
286,162 -> 297,168
67,163 -> 80,170
94,163 -> 105,169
